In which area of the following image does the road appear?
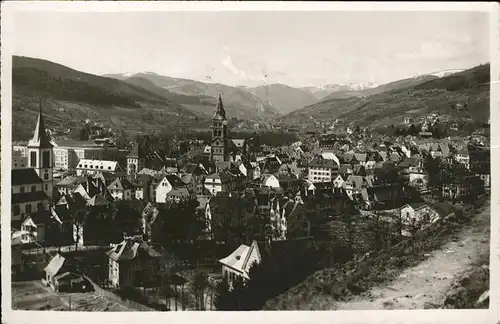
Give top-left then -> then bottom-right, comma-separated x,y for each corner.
12,280 -> 132,311
333,202 -> 490,310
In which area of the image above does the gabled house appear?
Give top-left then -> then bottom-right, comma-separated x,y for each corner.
107,236 -> 163,288
20,210 -> 56,244
399,203 -> 440,235
259,174 -> 281,189
107,177 -> 135,200
152,175 -> 187,203
219,240 -> 262,287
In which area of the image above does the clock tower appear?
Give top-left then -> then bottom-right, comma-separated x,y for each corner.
211,94 -> 228,163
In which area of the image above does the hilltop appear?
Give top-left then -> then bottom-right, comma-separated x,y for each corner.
12,56 -> 202,140
243,83 -> 318,115
104,72 -> 282,120
279,64 -> 490,128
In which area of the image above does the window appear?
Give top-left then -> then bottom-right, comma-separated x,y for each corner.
31,185 -> 36,193
20,186 -> 25,194
30,151 -> 37,167
44,170 -> 49,180
25,204 -> 32,215
13,205 -> 20,215
45,184 -> 48,191
37,202 -> 44,211
42,151 -> 50,168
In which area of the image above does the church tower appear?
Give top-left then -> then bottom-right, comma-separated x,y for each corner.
27,100 -> 54,199
211,94 -> 228,163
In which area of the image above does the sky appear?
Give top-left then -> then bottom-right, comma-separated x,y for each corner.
12,10 -> 490,88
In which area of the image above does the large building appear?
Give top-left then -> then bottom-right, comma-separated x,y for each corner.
53,140 -> 113,171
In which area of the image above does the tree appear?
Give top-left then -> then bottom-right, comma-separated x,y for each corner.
190,270 -> 209,310
214,276 -> 232,310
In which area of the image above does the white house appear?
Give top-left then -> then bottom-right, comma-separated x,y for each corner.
152,175 -> 187,203
259,174 -> 280,189
332,174 -> 345,188
20,214 -> 46,244
399,203 -> 440,235
219,240 -> 262,287
308,158 -> 338,183
76,159 -> 124,176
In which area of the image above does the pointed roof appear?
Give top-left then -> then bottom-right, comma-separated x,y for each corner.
28,100 -> 53,149
213,94 -> 227,120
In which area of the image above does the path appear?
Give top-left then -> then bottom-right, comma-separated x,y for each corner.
334,202 -> 490,310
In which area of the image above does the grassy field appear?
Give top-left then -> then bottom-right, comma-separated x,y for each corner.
12,280 -> 132,311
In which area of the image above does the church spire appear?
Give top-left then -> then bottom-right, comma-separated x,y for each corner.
213,93 -> 226,120
28,99 -> 53,148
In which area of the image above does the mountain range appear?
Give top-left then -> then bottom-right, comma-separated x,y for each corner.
11,55 -> 486,141
279,64 -> 489,128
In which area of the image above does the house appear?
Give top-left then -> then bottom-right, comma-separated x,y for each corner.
106,236 -> 163,288
454,146 -> 470,170
152,175 -> 187,203
332,174 -> 345,188
204,171 -> 239,196
55,176 -> 86,196
43,254 -> 89,292
280,198 -> 311,239
259,174 -> 281,189
107,177 -> 135,200
76,159 -> 124,176
44,254 -> 68,290
219,240 -> 262,287
308,158 -> 339,183
166,187 -> 193,203
399,203 -> 440,235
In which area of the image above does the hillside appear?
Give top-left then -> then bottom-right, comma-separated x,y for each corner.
104,72 -> 282,120
12,56 -> 201,141
122,76 -> 218,118
243,83 -> 318,115
280,64 -> 490,128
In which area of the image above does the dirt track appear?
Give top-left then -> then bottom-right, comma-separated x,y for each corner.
333,202 -> 490,310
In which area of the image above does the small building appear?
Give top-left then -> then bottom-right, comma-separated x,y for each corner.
107,177 -> 135,200
219,240 -> 262,287
106,236 -> 163,288
399,202 -> 440,234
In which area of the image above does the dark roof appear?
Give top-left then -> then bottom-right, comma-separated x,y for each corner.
398,157 -> 418,168
165,175 -> 186,187
12,191 -> 50,204
12,169 -> 43,186
107,237 -> 162,262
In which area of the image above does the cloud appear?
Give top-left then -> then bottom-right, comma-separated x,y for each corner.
221,46 -> 266,83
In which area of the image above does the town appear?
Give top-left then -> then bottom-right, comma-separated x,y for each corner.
11,92 -> 490,311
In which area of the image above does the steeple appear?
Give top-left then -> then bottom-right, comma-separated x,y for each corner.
213,94 -> 226,120
28,100 -> 53,149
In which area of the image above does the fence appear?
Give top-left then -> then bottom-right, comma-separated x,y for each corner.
23,245 -> 107,255
82,274 -> 156,312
